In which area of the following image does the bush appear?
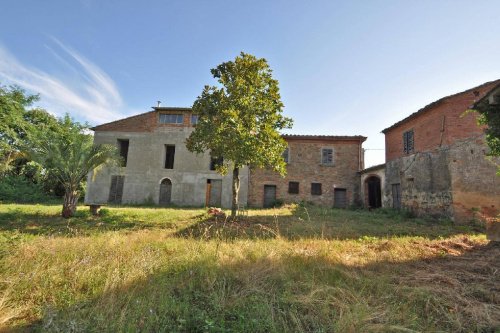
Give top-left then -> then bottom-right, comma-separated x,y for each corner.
0,175 -> 55,203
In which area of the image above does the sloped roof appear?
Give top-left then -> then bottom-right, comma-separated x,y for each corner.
282,134 -> 367,142
382,79 -> 500,134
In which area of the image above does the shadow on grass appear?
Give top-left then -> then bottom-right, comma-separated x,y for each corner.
0,207 -> 186,237
175,205 -> 481,241
7,240 -> 499,332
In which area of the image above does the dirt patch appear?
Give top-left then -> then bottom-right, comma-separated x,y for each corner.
398,239 -> 500,330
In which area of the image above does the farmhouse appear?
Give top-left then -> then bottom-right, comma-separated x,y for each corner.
85,106 -> 250,208
381,80 -> 500,222
85,106 -> 366,208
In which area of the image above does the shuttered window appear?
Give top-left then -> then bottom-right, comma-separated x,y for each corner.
403,130 -> 414,154
321,148 -> 334,165
288,181 -> 299,194
311,183 -> 322,195
108,175 -> 125,204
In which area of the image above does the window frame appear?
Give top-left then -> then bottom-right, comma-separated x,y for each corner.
159,113 -> 184,124
403,129 -> 414,154
321,147 -> 334,166
288,181 -> 299,194
191,114 -> 199,125
311,183 -> 322,195
282,146 -> 290,164
164,144 -> 175,169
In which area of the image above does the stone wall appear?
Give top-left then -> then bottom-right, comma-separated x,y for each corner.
85,126 -> 249,208
384,149 -> 454,218
248,138 -> 364,207
448,137 -> 500,222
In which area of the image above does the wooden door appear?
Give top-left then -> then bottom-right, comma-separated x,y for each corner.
108,175 -> 125,204
159,179 -> 172,205
207,179 -> 222,207
334,188 -> 347,208
392,183 -> 401,209
263,185 -> 277,208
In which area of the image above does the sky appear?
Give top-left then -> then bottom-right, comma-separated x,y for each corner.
1,0 -> 500,167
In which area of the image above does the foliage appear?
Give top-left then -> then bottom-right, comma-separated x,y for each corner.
0,204 -> 495,332
27,115 -> 120,217
187,52 -> 293,217
0,175 -> 54,203
470,101 -> 500,174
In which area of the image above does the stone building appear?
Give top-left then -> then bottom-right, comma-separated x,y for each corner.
248,135 -> 366,208
382,80 -> 500,222
85,106 -> 249,208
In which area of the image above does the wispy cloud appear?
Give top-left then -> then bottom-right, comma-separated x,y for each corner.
0,38 -> 125,124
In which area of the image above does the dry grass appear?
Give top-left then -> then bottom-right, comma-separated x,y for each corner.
0,203 -> 498,332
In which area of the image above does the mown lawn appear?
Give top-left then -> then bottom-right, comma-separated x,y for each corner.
0,203 -> 498,332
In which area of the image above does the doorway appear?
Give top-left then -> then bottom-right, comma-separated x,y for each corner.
263,185 -> 277,208
366,176 -> 382,208
206,179 -> 222,207
333,188 -> 347,208
159,178 -> 172,205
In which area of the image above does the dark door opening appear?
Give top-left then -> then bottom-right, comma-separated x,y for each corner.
366,176 -> 382,208
263,185 -> 277,208
334,188 -> 347,208
159,178 -> 172,205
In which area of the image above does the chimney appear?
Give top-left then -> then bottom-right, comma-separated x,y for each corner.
157,100 -> 161,107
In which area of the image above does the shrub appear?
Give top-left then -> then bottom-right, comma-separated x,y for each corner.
0,175 -> 55,203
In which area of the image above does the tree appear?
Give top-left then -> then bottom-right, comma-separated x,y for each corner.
470,98 -> 500,175
0,85 -> 39,175
28,115 -> 119,218
186,52 -> 293,218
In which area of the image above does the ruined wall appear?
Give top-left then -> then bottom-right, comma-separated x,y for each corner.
248,139 -> 363,207
85,126 -> 249,208
384,148 -> 454,218
448,137 -> 500,222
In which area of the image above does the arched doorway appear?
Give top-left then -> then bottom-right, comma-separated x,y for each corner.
366,176 -> 381,208
159,178 -> 172,205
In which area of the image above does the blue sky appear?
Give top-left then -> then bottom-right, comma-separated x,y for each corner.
1,0 -> 500,166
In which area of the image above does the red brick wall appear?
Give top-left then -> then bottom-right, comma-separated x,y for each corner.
93,110 -> 196,132
385,82 -> 497,162
248,138 -> 363,207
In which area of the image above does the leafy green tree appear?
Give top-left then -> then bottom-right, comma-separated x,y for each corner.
186,52 -> 293,218
0,85 -> 39,174
470,98 -> 500,175
28,115 -> 119,218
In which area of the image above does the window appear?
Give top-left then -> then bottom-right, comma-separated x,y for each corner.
282,147 -> 289,163
117,139 -> 129,167
288,181 -> 299,194
210,156 -> 223,170
321,148 -> 334,165
164,145 -> 175,169
159,114 -> 183,124
311,183 -> 322,195
191,114 -> 199,125
403,130 -> 414,154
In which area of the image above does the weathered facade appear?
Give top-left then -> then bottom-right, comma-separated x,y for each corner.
85,107 -> 249,208
248,135 -> 366,208
382,80 -> 500,222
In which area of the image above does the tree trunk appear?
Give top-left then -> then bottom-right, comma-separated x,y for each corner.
62,189 -> 79,218
230,166 -> 240,220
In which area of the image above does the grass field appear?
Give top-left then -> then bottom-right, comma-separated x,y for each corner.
0,203 -> 498,332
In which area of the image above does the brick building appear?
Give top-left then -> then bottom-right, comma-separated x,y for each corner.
85,107 -> 366,209
248,135 -> 366,208
382,80 -> 500,222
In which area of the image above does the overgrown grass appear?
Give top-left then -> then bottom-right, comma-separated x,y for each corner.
0,203 -> 498,332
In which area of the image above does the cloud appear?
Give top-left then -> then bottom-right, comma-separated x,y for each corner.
0,38 -> 125,124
